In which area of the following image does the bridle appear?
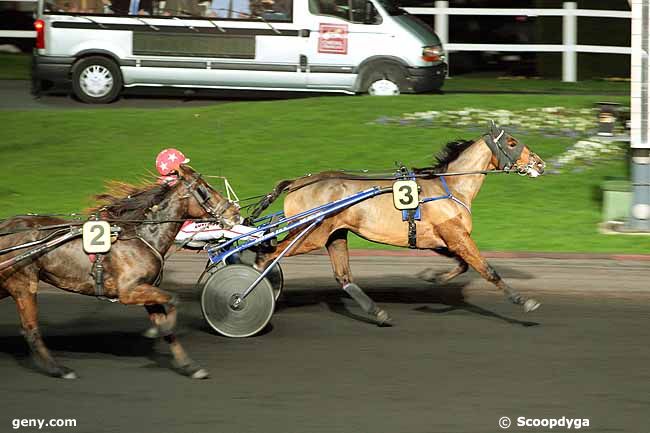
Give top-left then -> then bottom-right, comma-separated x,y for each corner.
483,128 -> 529,175
180,173 -> 238,227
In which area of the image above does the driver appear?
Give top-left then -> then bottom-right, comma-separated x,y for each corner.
156,148 -> 190,183
154,149 -> 260,248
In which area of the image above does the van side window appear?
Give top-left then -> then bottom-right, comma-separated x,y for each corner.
45,0 -> 112,14
309,0 -> 381,25
43,0 -> 292,19
113,0 -> 154,15
45,0 -> 154,15
204,0 -> 249,18
204,0 -> 292,20
156,0 -> 202,17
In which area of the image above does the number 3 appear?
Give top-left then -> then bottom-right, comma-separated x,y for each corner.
392,180 -> 419,210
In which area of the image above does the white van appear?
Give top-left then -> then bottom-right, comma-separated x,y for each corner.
33,0 -> 447,103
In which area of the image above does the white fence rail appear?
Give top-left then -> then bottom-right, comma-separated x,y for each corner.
403,1 -> 632,82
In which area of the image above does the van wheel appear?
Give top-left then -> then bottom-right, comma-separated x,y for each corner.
71,56 -> 122,104
363,63 -> 407,96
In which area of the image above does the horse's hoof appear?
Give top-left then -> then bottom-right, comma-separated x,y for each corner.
52,366 -> 77,379
142,326 -> 160,339
416,269 -> 437,282
35,358 -> 77,379
174,361 -> 210,379
376,309 -> 393,327
61,370 -> 78,380
191,368 -> 210,380
524,299 -> 541,313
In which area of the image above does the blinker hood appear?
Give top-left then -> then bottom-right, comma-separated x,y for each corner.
483,120 -> 525,170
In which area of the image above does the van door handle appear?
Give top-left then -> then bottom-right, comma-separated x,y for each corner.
299,29 -> 310,37
299,55 -> 308,72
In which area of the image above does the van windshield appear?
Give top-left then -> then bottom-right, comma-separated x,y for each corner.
375,0 -> 405,16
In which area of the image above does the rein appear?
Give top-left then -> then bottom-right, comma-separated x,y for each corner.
0,218 -> 226,237
283,168 -> 513,195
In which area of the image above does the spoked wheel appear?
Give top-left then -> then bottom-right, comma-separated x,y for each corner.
368,79 -> 400,96
201,264 -> 275,338
363,62 -> 406,96
71,56 -> 122,103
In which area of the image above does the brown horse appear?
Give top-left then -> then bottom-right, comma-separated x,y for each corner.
0,165 -> 240,379
254,122 -> 546,325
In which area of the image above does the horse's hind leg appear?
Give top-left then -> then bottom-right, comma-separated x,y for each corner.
326,230 -> 392,326
14,289 -> 77,379
417,247 -> 469,284
119,284 -> 208,379
438,220 -> 540,312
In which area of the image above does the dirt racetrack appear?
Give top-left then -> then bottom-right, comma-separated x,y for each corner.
0,253 -> 648,433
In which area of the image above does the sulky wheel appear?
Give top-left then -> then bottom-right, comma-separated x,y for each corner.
196,260 -> 223,290
237,249 -> 284,301
265,263 -> 284,301
199,252 -> 284,301
201,264 -> 275,338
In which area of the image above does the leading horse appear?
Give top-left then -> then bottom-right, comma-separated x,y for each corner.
253,122 -> 546,325
0,165 -> 240,379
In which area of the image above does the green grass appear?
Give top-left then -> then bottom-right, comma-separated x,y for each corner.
0,53 -> 31,80
1,94 -> 647,254
444,72 -> 630,95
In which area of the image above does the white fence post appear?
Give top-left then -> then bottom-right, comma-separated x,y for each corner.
563,2 -> 578,82
629,0 -> 650,230
434,1 -> 449,45
435,1 -> 449,76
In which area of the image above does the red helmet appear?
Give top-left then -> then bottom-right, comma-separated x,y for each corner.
155,148 -> 190,176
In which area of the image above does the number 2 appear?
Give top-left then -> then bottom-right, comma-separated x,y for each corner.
90,225 -> 106,246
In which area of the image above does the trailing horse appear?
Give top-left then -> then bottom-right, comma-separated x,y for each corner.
252,122 -> 546,325
0,165 -> 240,379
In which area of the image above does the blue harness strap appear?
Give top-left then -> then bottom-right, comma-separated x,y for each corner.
401,170 -> 421,222
395,169 -> 420,248
401,207 -> 421,221
401,175 -> 472,218
395,173 -> 471,249
421,175 -> 453,204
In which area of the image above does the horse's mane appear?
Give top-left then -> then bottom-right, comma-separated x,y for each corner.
87,179 -> 172,221
414,139 -> 476,175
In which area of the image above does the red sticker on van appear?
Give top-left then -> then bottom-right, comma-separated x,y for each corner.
318,23 -> 348,54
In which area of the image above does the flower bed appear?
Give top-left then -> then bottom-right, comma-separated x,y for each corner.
374,106 -> 627,173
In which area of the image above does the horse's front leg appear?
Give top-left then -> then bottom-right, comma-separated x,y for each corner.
436,218 -> 540,312
119,284 -> 209,379
417,247 -> 469,284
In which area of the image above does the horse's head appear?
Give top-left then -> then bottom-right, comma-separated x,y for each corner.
176,165 -> 241,228
485,121 -> 545,178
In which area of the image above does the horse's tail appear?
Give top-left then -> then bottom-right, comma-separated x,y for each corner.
248,179 -> 294,220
